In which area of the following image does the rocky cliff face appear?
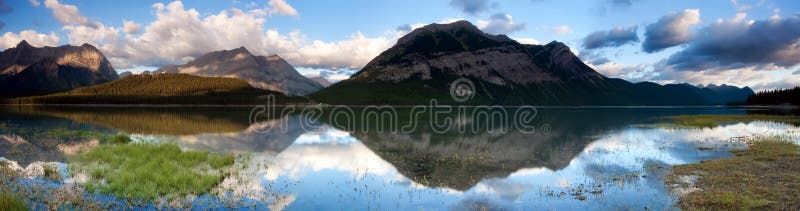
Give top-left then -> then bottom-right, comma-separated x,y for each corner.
155,47 -> 323,96
349,21 -> 603,86
0,40 -> 119,97
313,21 -> 751,105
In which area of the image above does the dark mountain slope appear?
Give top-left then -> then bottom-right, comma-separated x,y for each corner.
0,41 -> 119,97
312,21 -> 749,105
155,47 -> 323,96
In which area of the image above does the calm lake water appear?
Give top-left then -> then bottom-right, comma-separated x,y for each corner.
1,106 -> 799,210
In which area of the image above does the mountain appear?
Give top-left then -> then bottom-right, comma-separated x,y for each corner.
155,47 -> 323,96
118,71 -> 133,79
309,76 -> 332,87
7,73 -> 307,105
699,84 -> 754,104
312,21 -> 751,105
0,40 -> 119,97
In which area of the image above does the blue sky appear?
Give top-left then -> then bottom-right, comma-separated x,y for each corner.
1,0 -> 799,90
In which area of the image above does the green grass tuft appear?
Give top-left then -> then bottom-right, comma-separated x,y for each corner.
42,164 -> 61,182
0,192 -> 27,211
69,143 -> 235,201
45,129 -> 132,145
108,134 -> 132,144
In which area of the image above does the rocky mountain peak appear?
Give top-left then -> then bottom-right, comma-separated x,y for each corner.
155,48 -> 322,96
543,41 -> 570,51
396,20 -> 513,46
80,43 -> 98,49
313,22 -> 755,105
266,54 -> 283,60
16,40 -> 33,49
347,21 -> 609,86
0,42 -> 118,96
232,46 -> 251,54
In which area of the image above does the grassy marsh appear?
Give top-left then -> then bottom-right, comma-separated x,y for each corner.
0,192 -> 27,211
69,143 -> 235,201
668,137 -> 800,210
45,129 -> 130,144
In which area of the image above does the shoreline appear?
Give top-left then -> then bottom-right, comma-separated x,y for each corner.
667,138 -> 800,210
1,104 -> 798,109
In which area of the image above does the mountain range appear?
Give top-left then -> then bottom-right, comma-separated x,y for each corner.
0,41 -> 119,97
0,21 -> 754,105
311,21 -> 753,105
155,47 -> 323,96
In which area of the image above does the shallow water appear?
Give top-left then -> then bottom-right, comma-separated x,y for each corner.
1,106 -> 799,210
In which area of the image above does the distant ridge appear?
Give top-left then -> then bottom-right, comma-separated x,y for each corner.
312,21 -> 753,105
309,76 -> 333,87
155,47 -> 323,96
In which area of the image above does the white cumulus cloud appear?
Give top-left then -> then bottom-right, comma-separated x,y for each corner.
122,20 -> 142,35
477,13 -> 526,35
44,0 -> 89,25
38,1 -> 393,71
268,0 -> 298,16
0,30 -> 61,49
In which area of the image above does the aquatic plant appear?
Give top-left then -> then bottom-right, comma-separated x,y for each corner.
42,164 -> 61,182
0,192 -> 27,211
69,143 -> 236,201
44,129 -> 132,145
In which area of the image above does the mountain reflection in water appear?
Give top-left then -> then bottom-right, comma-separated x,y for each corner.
1,106 -> 799,210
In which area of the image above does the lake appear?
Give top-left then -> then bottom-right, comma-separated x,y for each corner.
1,105 -> 798,210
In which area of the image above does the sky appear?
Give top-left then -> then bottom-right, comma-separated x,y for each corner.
0,0 -> 799,90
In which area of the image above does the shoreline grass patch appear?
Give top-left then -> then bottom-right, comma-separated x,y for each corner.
42,164 -> 61,182
69,143 -> 235,201
45,129 -> 132,144
655,114 -> 800,128
667,137 -> 800,210
0,192 -> 27,211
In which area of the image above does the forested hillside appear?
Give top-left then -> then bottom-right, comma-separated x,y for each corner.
5,74 -> 308,105
746,87 -> 800,105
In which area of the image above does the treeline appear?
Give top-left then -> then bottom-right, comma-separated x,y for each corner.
746,87 -> 800,105
4,74 -> 310,105
65,73 -> 262,96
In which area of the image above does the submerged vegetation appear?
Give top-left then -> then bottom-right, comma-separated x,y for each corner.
656,114 -> 800,128
0,192 -> 27,211
69,143 -> 235,200
668,137 -> 800,210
